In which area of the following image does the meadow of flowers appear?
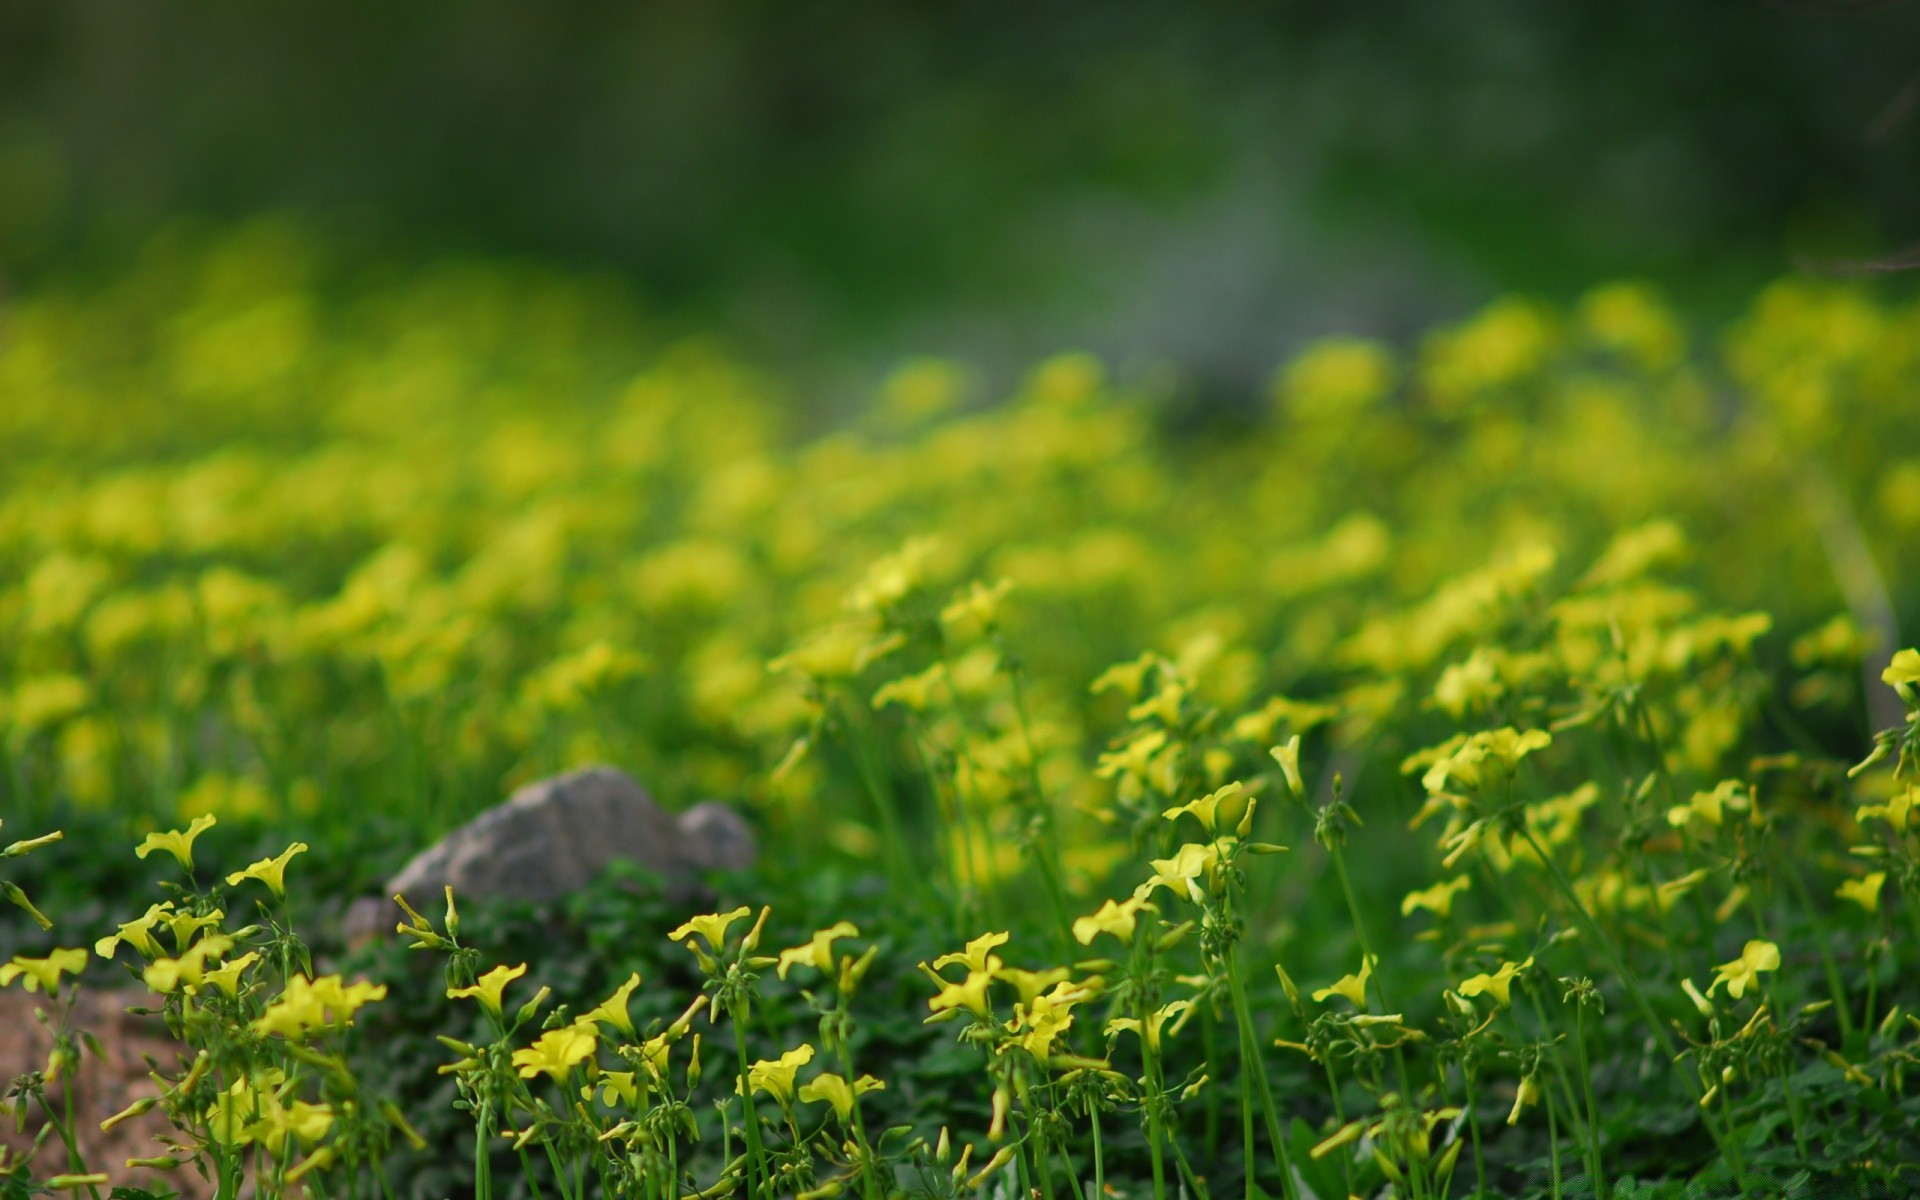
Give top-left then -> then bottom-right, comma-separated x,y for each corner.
4,221 -> 1920,1199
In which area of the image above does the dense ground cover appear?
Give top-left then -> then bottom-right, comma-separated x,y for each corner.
5,225 -> 1920,1198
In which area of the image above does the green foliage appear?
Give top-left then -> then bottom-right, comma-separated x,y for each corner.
4,231 -> 1920,1197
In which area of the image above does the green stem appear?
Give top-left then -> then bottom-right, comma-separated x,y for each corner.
731,1003 -> 767,1200
1225,950 -> 1302,1200
1326,840 -> 1415,1096
1463,1071 -> 1487,1200
1516,828 -> 1757,1200
1571,1001 -> 1609,1200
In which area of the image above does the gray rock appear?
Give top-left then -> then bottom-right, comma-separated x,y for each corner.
343,766 -> 754,944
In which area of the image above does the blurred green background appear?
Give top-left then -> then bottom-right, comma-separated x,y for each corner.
3,2 -> 1920,391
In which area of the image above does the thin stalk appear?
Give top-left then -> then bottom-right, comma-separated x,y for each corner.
1001,653 -> 1080,959
1515,827 -> 1756,1200
1571,1000 -> 1609,1200
1131,930 -> 1169,1200
731,1007 -> 767,1200
1326,841 -> 1415,1096
1522,989 -> 1598,1197
1225,950 -> 1302,1200
1778,855 -> 1852,1039
1090,1097 -> 1106,1200
1544,1086 -> 1563,1200
837,699 -> 914,896
1463,1071 -> 1487,1199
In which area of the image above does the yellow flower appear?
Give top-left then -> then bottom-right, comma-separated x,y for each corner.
668,906 -> 754,954
1881,647 -> 1920,687
1507,1074 -> 1541,1126
1072,895 -> 1152,946
932,931 -> 1009,975
201,951 -> 261,997
940,577 -> 1014,636
1270,735 -> 1305,798
1105,999 -> 1192,1054
1090,652 -> 1159,699
1401,876 -> 1471,919
225,842 -> 309,898
1667,780 -> 1748,829
994,966 -> 1070,1005
134,815 -> 217,873
95,903 -> 171,960
1313,957 -> 1373,1008
1458,957 -> 1534,1008
798,1071 -> 884,1121
744,1044 -> 814,1106
1162,781 -> 1254,835
1094,729 -> 1168,781
143,935 -> 234,994
0,948 -> 88,994
513,1022 -> 599,1083
1007,980 -> 1096,1059
1707,940 -> 1780,1000
1128,680 -> 1187,727
582,972 -> 642,1038
162,908 -> 226,952
1856,788 -> 1914,833
254,974 -> 387,1040
928,969 -> 996,1018
777,921 -> 860,980
447,963 -> 528,1018
255,1098 -> 335,1154
1836,873 -> 1886,914
873,666 -> 948,713
1140,842 -> 1223,901
588,1070 -> 641,1108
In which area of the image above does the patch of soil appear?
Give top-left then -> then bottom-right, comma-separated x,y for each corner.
0,987 -> 213,1198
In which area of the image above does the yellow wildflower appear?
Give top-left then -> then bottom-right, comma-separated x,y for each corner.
513,1022 -> 599,1083
1095,729 -> 1168,781
1271,735 -> 1305,798
668,906 -> 754,954
1106,999 -> 1192,1053
1707,940 -> 1780,1000
1072,895 -> 1152,946
1459,957 -> 1534,1008
143,935 -> 234,994
1313,957 -> 1373,1008
798,1071 -> 885,1121
1856,788 -> 1914,833
134,814 -> 217,873
872,666 -> 947,713
1667,780 -> 1748,829
253,974 -> 386,1040
589,1070 -> 641,1108
1401,876 -> 1471,919
777,921 -> 860,980
1836,873 -> 1886,914
201,951 -> 261,998
1090,653 -> 1159,699
744,1044 -> 814,1106
1882,647 -> 1920,687
225,842 -> 309,898
994,966 -> 1069,1005
1140,842 -> 1222,902
1162,780 -> 1255,835
95,903 -> 171,960
932,931 -> 1009,975
582,972 -> 642,1038
0,948 -> 88,994
1507,1075 -> 1541,1125
446,963 -> 528,1018
928,970 -> 995,1018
